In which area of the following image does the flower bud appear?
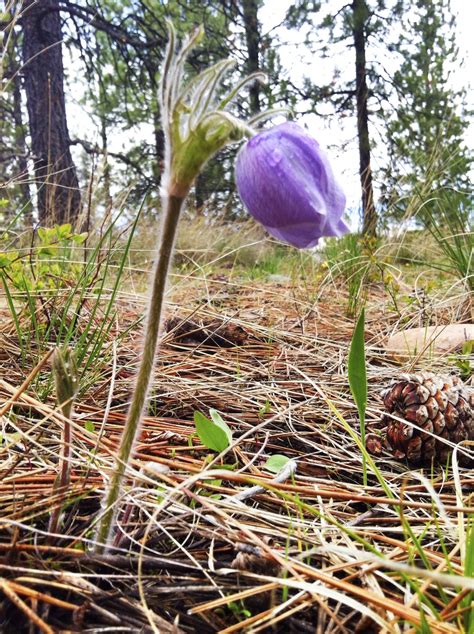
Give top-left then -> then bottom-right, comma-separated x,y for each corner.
52,347 -> 78,417
235,122 -> 349,248
160,22 -> 264,199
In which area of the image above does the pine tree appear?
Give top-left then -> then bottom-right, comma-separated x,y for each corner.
382,0 -> 472,224
2,1 -> 282,221
21,0 -> 82,225
0,20 -> 32,224
285,0 -> 405,236
66,0 -> 254,212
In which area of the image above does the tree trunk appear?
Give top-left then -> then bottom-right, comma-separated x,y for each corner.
12,43 -> 33,225
2,28 -> 32,224
22,0 -> 81,226
99,115 -> 112,213
151,89 -> 164,185
241,0 -> 261,115
194,172 -> 206,215
352,0 -> 377,237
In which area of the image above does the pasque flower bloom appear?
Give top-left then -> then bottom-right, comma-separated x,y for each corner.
96,22 -> 286,551
235,122 -> 349,248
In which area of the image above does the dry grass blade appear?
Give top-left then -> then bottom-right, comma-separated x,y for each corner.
0,348 -> 54,417
0,578 -> 54,634
0,251 -> 473,631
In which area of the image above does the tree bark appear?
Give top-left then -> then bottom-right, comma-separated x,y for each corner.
241,0 -> 261,115
12,46 -> 33,224
2,28 -> 32,223
352,0 -> 377,237
22,0 -> 81,226
194,171 -> 206,214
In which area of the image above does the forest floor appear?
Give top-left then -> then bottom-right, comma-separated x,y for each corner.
0,250 -> 473,633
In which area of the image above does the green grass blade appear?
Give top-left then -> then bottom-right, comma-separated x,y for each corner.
348,307 -> 368,485
463,517 -> 474,633
80,206 -> 142,374
0,271 -> 25,361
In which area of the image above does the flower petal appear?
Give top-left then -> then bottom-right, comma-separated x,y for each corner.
236,122 -> 348,248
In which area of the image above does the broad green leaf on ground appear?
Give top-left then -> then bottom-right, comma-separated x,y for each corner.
194,409 -> 232,452
264,454 -> 291,474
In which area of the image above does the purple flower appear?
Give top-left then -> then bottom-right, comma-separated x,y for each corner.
235,122 -> 349,248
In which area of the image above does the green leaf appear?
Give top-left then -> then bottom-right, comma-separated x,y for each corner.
348,307 -> 367,423
0,431 -> 23,446
463,518 -> 474,632
0,251 -> 17,268
419,609 -> 431,634
218,463 -> 238,471
199,477 -> 223,498
38,245 -> 58,257
72,232 -> 88,244
258,400 -> 271,417
56,223 -> 72,239
462,340 -> 473,355
84,421 -> 95,433
264,454 -> 291,474
348,307 -> 368,485
209,408 -> 227,428
37,227 -> 50,244
194,410 -> 232,452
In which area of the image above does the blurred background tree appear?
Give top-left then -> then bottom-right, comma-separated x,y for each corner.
284,0 -> 405,237
381,0 -> 472,227
0,20 -> 32,224
0,0 -> 471,232
21,0 -> 82,225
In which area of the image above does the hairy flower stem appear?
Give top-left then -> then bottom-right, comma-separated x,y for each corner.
48,399 -> 73,540
95,194 -> 184,552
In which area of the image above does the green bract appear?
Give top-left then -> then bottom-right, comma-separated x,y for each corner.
160,22 -> 265,197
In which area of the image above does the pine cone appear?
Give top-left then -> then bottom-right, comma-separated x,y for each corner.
381,372 -> 474,465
